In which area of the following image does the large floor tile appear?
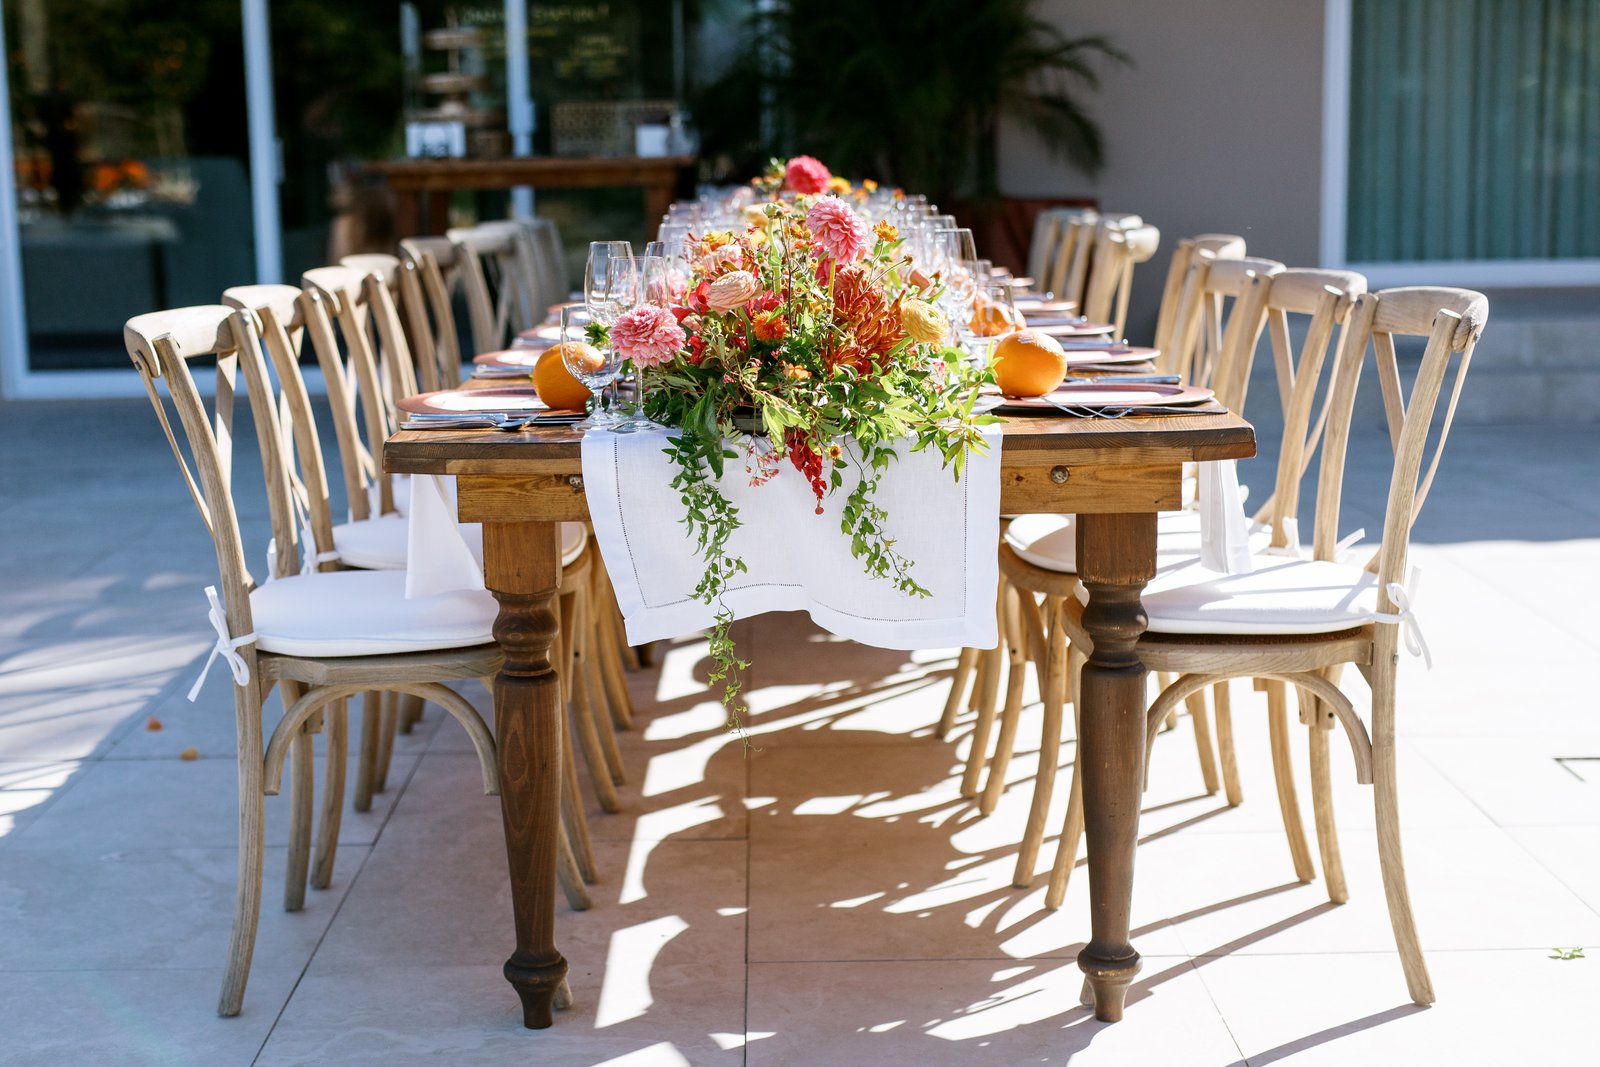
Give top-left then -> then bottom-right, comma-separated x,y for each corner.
1196,949 -> 1600,1066
1506,824 -> 1600,915
746,957 -> 1242,1066
0,845 -> 366,973
5,752 -> 416,850
0,966 -> 302,1067
257,963 -> 743,1066
1411,733 -> 1600,825
1139,826 -> 1600,957
0,760 -> 81,846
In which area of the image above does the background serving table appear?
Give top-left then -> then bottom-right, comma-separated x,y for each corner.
367,156 -> 698,236
385,412 -> 1255,1028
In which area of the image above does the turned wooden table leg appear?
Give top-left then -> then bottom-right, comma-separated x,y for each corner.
484,521 -> 569,1029
1073,511 -> 1157,1022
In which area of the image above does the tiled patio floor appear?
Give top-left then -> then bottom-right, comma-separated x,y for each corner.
1,399 -> 1597,1065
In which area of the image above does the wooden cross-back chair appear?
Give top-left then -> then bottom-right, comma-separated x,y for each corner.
399,236 -> 469,383
989,264 -> 1367,884
1031,286 -> 1487,1006
518,215 -> 572,317
1025,207 -> 1086,295
1051,212 -> 1142,308
447,220 -> 540,353
1163,253 -> 1287,388
1151,234 -> 1247,357
1080,223 -> 1161,338
124,305 -> 501,1019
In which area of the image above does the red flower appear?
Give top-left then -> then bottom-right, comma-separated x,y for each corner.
686,280 -> 712,314
784,155 -> 832,195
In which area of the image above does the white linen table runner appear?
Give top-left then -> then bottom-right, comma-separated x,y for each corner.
581,426 -> 1002,651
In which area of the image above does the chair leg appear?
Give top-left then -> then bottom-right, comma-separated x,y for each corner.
284,726 -> 314,913
1307,704 -> 1349,903
397,693 -> 424,735
937,647 -> 978,739
353,690 -> 380,813
561,717 -> 599,884
961,587 -> 1008,798
218,688 -> 267,1018
1266,680 -> 1316,883
372,691 -> 398,794
1185,688 -> 1221,795
981,586 -> 1029,814
557,821 -> 592,911
1213,681 -> 1243,807
1013,597 -> 1068,887
563,589 -> 620,813
1372,690 -> 1434,1004
594,564 -> 637,729
311,697 -> 347,891
555,977 -> 574,1011
1045,707 -> 1086,911
577,589 -> 626,786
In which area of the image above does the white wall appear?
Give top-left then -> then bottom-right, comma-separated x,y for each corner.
1002,0 -> 1326,335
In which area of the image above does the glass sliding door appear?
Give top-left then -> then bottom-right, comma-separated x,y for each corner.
3,0 -> 257,375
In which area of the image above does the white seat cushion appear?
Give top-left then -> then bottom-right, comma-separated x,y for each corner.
1112,553 -> 1381,636
336,518 -> 579,571
333,515 -> 410,571
1005,512 -> 1273,574
250,570 -> 496,657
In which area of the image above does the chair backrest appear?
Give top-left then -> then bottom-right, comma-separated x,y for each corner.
1081,223 -> 1160,336
448,221 -> 540,352
1152,234 -> 1246,354
1244,267 -> 1369,550
222,284 -> 344,573
1311,287 -> 1488,600
399,236 -> 466,381
300,265 -> 394,518
1026,207 -> 1084,291
125,305 -> 297,656
1167,253 -> 1286,387
517,216 -> 570,318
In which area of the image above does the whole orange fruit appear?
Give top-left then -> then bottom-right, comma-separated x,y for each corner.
991,329 -> 1068,397
532,343 -> 601,411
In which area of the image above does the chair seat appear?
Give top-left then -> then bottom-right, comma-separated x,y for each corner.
1100,553 -> 1382,636
1005,512 -> 1274,574
333,515 -> 410,570
251,570 -> 497,658
333,519 -> 583,572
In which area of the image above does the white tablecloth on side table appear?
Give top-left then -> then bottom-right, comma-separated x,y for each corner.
581,426 -> 1003,651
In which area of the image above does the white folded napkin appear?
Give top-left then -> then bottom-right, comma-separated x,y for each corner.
582,426 -> 1003,651
404,475 -> 487,598
1197,460 -> 1255,575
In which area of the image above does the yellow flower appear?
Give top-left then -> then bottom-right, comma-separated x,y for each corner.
900,299 -> 950,345
873,220 -> 899,244
826,176 -> 852,196
861,179 -> 878,193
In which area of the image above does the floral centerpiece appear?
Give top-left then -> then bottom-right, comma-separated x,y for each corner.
606,160 -> 995,726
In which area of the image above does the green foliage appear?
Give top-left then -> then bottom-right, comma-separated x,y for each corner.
693,0 -> 1130,202
1550,947 -> 1586,960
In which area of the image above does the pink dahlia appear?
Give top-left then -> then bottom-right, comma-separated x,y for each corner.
784,155 -> 832,195
805,196 -> 870,263
610,304 -> 687,368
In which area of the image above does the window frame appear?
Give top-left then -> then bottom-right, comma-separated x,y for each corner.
1320,0 -> 1600,288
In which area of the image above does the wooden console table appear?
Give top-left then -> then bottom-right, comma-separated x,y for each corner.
367,156 -> 697,237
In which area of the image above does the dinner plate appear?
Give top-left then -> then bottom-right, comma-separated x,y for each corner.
398,386 -> 555,415
472,348 -> 545,368
1032,319 -> 1115,338
1061,345 -> 1159,368
996,381 -> 1214,414
513,325 -> 565,347
1013,299 -> 1078,314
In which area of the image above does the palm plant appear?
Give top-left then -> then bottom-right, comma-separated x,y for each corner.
693,0 -> 1130,203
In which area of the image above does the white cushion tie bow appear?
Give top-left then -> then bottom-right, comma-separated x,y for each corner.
188,585 -> 258,701
299,519 -> 341,575
1370,567 -> 1431,669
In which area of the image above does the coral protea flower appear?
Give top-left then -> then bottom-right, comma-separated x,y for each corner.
824,263 -> 908,372
806,196 -> 870,264
610,304 -> 686,367
706,270 -> 759,312
784,155 -> 831,195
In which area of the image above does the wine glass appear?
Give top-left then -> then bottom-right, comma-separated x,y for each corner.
611,254 -> 681,434
934,228 -> 980,340
560,305 -> 621,429
585,241 -> 634,418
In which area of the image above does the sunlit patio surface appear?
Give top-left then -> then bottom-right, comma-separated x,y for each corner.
1,398 -> 1597,1066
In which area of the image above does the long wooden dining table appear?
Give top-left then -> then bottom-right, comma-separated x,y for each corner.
384,409 -> 1255,1029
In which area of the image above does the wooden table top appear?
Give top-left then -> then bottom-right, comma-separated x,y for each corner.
385,410 -> 1256,476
